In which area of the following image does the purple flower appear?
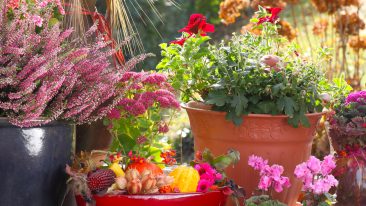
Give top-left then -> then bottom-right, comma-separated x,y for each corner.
346,91 -> 366,105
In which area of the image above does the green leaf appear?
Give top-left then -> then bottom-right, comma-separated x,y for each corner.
212,156 -> 233,171
226,110 -> 243,126
283,97 -> 298,118
206,90 -> 228,107
231,93 -> 248,116
202,148 -> 214,164
257,101 -> 276,114
272,83 -> 284,96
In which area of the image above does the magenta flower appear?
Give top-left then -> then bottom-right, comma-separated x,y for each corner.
31,15 -> 43,27
107,108 -> 121,119
345,91 -> 366,105
136,136 -> 148,144
197,179 -> 212,192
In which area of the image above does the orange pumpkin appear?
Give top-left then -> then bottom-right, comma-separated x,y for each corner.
127,162 -> 163,176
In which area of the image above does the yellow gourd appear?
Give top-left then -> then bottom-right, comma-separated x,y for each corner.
109,163 -> 125,177
169,166 -> 199,192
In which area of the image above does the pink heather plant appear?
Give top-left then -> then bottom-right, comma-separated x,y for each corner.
194,162 -> 223,192
0,2 -> 150,127
294,155 -> 338,206
248,155 -> 291,193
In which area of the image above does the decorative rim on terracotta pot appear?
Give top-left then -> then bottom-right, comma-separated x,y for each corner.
181,101 -> 325,119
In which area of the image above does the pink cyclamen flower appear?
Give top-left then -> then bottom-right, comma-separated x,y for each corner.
258,175 -> 272,191
306,156 -> 321,174
248,155 -> 268,171
320,155 -> 336,176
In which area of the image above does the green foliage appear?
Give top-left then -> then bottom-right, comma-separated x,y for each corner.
157,35 -> 213,102
196,148 -> 240,173
245,195 -> 287,206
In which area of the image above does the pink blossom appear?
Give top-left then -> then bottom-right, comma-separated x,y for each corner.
258,175 -> 272,191
107,108 -> 120,119
273,176 -> 290,193
136,136 -> 148,144
320,155 -> 336,176
31,15 -> 43,27
197,179 -> 212,192
306,156 -> 321,174
248,155 -> 268,171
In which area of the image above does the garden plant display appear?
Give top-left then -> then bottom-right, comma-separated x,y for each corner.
158,7 -> 336,127
156,7 -> 346,206
67,148 -> 243,205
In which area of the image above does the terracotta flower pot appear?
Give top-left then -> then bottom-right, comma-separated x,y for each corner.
75,191 -> 227,206
183,102 -> 323,206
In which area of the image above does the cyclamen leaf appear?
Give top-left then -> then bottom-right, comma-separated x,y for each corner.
226,110 -> 243,126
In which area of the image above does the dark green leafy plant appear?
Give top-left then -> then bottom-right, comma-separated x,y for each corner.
157,7 -> 342,127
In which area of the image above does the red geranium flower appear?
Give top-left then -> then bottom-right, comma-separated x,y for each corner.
179,14 -> 215,35
362,123 -> 366,128
170,37 -> 187,46
258,7 -> 282,25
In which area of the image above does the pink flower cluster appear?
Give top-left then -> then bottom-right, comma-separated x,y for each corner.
346,90 -> 366,105
107,72 -> 180,119
294,155 -> 338,195
194,163 -> 222,192
248,155 -> 291,193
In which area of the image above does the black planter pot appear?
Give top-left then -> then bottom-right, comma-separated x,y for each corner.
0,118 -> 75,206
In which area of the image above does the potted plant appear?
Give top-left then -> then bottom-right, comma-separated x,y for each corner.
0,1 -> 148,205
328,90 -> 366,205
157,7 -> 340,205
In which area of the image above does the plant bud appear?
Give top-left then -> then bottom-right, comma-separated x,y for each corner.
260,55 -> 282,71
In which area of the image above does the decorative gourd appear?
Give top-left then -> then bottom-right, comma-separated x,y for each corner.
109,162 -> 125,177
169,166 -> 200,192
127,162 -> 163,176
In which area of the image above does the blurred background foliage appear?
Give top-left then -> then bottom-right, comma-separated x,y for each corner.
96,0 -> 366,162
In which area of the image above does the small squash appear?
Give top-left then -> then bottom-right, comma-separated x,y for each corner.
109,162 -> 125,177
127,161 -> 163,176
169,166 -> 200,192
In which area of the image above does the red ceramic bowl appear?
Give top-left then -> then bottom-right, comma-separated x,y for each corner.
75,191 -> 227,206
